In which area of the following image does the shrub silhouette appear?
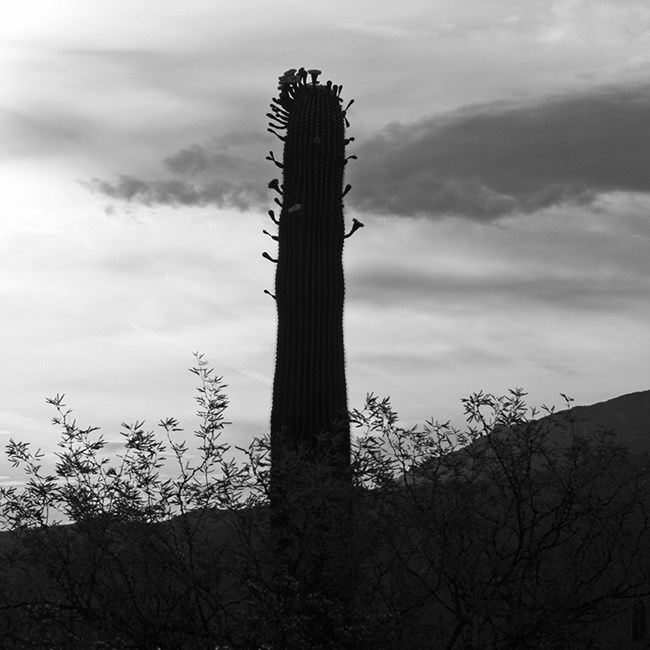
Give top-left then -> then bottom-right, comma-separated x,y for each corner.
0,359 -> 649,649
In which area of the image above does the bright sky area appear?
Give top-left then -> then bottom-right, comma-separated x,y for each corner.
2,0 -> 650,485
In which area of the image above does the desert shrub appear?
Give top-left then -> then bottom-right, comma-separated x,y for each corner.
0,359 -> 648,649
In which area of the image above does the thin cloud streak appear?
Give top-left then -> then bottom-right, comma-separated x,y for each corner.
345,204 -> 650,319
350,266 -> 650,313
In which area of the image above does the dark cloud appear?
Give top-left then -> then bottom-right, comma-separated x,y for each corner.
86,174 -> 266,211
87,132 -> 271,211
164,145 -> 246,176
348,85 -> 650,219
164,145 -> 212,175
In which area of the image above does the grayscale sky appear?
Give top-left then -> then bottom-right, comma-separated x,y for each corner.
2,0 -> 650,482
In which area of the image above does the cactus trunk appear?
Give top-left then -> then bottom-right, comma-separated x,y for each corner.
267,69 -> 352,486
264,68 -> 356,620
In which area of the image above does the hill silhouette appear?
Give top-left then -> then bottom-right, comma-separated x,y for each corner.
561,389 -> 650,455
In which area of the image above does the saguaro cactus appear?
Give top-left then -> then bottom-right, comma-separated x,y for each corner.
265,68 -> 360,481
264,69 -> 361,616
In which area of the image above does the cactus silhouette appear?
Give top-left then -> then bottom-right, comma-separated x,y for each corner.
264,68 -> 361,617
265,68 -> 360,481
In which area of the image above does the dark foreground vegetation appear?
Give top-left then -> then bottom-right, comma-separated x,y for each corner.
0,355 -> 649,649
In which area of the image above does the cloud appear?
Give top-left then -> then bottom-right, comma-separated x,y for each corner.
86,174 -> 266,211
163,145 -> 248,176
164,145 -> 212,175
86,132 -> 271,211
348,84 -> 650,219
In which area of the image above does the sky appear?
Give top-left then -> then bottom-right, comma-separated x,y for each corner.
2,0 -> 650,486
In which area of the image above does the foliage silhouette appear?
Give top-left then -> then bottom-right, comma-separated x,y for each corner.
0,356 -> 648,648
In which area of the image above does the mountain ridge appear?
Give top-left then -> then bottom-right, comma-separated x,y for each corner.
551,388 -> 650,455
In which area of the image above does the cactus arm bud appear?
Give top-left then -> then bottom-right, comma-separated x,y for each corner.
266,151 -> 284,169
307,68 -> 321,84
344,218 -> 364,239
267,178 -> 283,194
267,127 -> 286,141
